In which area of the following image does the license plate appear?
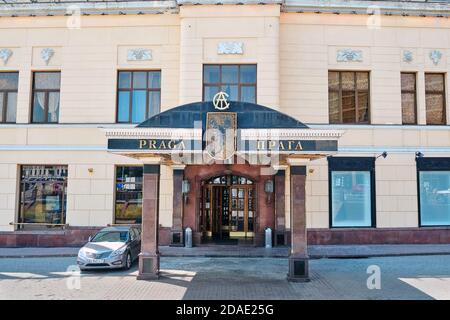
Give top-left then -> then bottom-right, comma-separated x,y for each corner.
89,259 -> 104,264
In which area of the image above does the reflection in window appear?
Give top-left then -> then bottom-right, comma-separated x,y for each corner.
117,71 -> 161,123
328,71 -> 370,124
0,72 -> 19,123
115,166 -> 143,224
19,165 -> 67,229
203,64 -> 256,103
331,171 -> 372,227
401,72 -> 417,125
31,72 -> 61,123
419,171 -> 450,226
425,73 -> 446,125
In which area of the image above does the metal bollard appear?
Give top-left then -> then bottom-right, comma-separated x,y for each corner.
265,227 -> 272,248
185,227 -> 193,248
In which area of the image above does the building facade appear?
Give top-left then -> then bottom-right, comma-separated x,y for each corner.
0,0 -> 450,268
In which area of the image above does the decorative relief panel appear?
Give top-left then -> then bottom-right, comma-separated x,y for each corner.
217,42 -> 244,55
41,48 -> 55,65
429,50 -> 442,66
127,48 -> 152,61
336,49 -> 363,62
0,48 -> 13,65
403,50 -> 413,63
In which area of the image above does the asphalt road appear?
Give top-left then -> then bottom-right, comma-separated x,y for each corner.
0,255 -> 449,299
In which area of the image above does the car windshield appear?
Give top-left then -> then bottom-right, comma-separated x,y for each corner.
91,231 -> 129,243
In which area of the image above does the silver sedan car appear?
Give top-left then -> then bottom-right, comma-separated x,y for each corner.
77,226 -> 141,271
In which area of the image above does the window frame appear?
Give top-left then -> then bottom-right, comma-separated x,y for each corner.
114,165 -> 144,224
416,157 -> 450,227
0,72 -> 19,124
116,70 -> 161,124
401,72 -> 418,125
328,157 -> 377,228
328,70 -> 371,124
18,164 -> 68,230
30,71 -> 61,124
202,64 -> 257,103
425,72 -> 447,125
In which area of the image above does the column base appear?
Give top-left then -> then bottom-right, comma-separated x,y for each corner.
287,255 -> 310,282
137,252 -> 160,280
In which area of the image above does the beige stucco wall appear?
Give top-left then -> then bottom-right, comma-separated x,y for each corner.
0,15 -> 180,123
280,13 -> 450,125
0,7 -> 449,232
179,5 -> 280,107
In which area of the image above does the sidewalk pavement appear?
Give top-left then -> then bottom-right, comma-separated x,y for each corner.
1,244 -> 450,259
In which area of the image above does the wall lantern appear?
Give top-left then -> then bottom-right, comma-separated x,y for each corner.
376,151 -> 388,160
182,179 -> 190,204
265,180 -> 274,204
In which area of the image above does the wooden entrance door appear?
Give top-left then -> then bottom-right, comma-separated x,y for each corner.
200,175 -> 255,242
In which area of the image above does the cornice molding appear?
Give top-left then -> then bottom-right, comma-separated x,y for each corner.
282,0 -> 450,17
104,128 -> 203,139
0,0 -> 447,17
239,129 -> 345,140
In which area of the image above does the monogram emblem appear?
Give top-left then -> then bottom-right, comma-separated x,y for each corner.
213,91 -> 230,111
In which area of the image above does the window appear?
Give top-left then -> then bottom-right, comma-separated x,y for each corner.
328,157 -> 376,227
19,165 -> 67,229
115,166 -> 143,224
401,73 -> 417,125
31,72 -> 61,123
117,71 -> 161,123
425,73 -> 446,125
417,158 -> 450,226
203,64 -> 256,103
0,72 -> 18,123
328,71 -> 370,124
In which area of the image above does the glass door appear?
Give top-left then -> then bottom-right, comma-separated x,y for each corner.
200,175 -> 255,242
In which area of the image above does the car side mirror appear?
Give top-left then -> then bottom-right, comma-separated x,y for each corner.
88,236 -> 92,242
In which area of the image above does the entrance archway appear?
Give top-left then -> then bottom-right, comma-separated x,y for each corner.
200,174 -> 255,244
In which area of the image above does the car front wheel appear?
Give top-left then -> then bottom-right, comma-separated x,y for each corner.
124,252 -> 132,270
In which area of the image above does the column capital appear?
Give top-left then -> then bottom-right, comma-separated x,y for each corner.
143,164 -> 160,175
141,157 -> 162,165
272,164 -> 288,171
287,158 -> 311,166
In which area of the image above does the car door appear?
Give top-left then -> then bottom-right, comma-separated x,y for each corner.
129,228 -> 140,260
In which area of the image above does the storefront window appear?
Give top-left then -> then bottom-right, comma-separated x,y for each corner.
328,157 -> 375,228
203,64 -> 256,103
331,171 -> 372,227
115,166 -> 143,224
19,165 -> 67,229
419,171 -> 450,226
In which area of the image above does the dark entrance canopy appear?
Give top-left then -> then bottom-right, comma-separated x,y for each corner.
137,101 -> 309,130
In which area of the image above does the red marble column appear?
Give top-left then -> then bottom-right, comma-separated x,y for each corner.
137,164 -> 160,280
171,169 -> 184,246
288,166 -> 309,282
274,170 -> 286,246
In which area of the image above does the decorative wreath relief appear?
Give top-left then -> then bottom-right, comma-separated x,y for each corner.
403,50 -> 413,63
0,48 -> 13,65
429,50 -> 442,66
41,48 -> 55,65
